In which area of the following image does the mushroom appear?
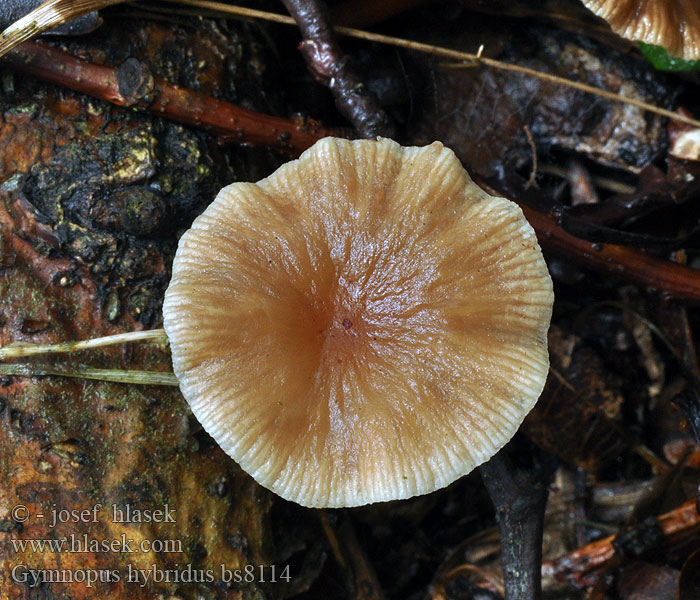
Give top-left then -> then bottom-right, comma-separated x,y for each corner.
581,0 -> 700,60
163,137 -> 553,508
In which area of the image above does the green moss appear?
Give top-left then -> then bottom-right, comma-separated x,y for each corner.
6,102 -> 38,116
639,42 -> 700,71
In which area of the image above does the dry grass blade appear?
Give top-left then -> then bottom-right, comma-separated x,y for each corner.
0,363 -> 179,386
3,0 -> 697,129
169,0 -> 700,130
0,329 -> 168,360
0,0 -> 127,58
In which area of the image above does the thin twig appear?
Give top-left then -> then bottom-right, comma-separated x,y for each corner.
520,205 -> 700,304
0,329 -> 168,360
169,0 -> 700,130
441,564 -> 505,597
280,0 -> 394,139
3,0 -> 697,129
2,0 -> 698,129
166,0 -> 298,25
2,41 -> 336,154
523,124 -> 538,189
319,512 -> 347,570
542,499 -> 700,587
442,59 -> 700,129
538,164 -> 636,195
0,363 -> 179,386
319,512 -> 387,600
6,34 -> 700,304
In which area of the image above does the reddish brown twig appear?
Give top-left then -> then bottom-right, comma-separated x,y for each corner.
5,42 -> 700,304
542,499 -> 700,587
3,41 -> 335,155
281,0 -> 394,139
521,206 -> 700,305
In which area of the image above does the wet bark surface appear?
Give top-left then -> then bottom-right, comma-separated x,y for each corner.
0,15 -> 294,600
1,1 -> 700,599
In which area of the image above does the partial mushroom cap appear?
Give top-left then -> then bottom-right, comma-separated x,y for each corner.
163,137 -> 553,508
582,0 -> 700,60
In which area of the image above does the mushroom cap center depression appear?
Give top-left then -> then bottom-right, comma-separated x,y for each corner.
263,228 -> 445,416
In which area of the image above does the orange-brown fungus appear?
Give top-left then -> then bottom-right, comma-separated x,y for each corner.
163,137 -> 553,508
582,0 -> 700,60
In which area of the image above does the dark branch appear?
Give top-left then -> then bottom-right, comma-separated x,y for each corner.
480,450 -> 551,600
281,0 -> 395,139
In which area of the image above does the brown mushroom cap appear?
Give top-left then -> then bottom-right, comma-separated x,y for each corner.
163,137 -> 553,508
582,0 -> 700,60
